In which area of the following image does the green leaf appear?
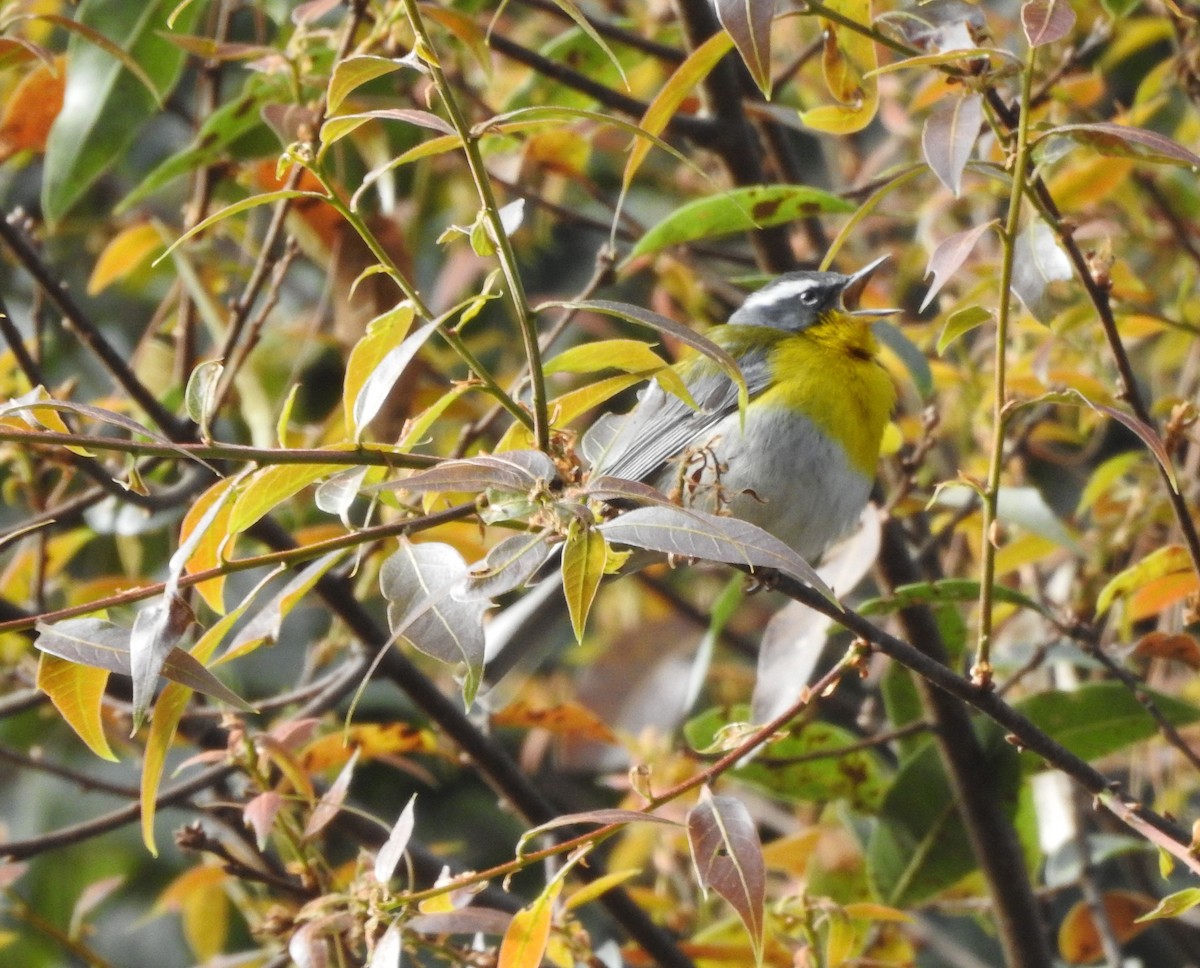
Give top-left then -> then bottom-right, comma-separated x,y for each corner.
685,705 -> 890,811
119,76 -> 283,212
328,54 -> 404,114
42,0 -> 204,224
1014,683 -> 1200,765
867,722 -> 1021,905
937,305 -> 993,354
1136,887 -> 1200,922
629,185 -> 853,260
561,526 -> 607,643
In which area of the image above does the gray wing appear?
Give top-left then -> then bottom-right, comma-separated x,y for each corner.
586,343 -> 773,484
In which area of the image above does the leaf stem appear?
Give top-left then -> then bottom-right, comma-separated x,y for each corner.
401,0 -> 550,451
976,48 -> 1037,687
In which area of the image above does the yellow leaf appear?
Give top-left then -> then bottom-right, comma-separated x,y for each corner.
343,303 -> 416,437
156,865 -> 230,963
298,722 -> 437,772
498,879 -> 561,968
228,462 -> 343,534
36,653 -> 116,761
1096,545 -> 1193,616
564,868 -> 640,911
800,0 -> 879,133
87,223 -> 164,295
561,527 -> 607,643
180,476 -> 237,614
491,699 -> 617,743
140,681 -> 191,854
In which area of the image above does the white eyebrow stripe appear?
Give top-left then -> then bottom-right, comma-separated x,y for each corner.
741,277 -> 824,310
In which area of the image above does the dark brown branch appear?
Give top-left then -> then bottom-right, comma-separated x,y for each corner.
0,214 -> 187,439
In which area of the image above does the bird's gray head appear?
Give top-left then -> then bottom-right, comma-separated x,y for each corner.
728,254 -> 894,332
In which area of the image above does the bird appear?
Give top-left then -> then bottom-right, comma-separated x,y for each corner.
483,256 -> 898,683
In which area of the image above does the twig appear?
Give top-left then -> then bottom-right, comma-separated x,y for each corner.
0,214 -> 186,439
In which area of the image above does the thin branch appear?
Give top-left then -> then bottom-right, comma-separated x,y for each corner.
0,214 -> 186,439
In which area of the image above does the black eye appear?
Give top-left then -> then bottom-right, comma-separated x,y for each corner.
799,290 -> 821,306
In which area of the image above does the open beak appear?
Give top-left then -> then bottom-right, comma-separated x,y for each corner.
840,254 -> 900,317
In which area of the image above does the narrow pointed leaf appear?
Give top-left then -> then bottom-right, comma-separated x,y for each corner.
375,794 -> 418,883
921,220 -> 998,312
304,748 -> 359,839
560,528 -> 608,642
687,791 -> 766,964
715,0 -> 775,96
629,185 -> 853,260
922,93 -> 983,196
1046,122 -> 1200,168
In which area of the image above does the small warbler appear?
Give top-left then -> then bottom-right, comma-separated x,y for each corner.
485,256 -> 897,679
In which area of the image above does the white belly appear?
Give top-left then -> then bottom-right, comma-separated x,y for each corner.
649,405 -> 872,562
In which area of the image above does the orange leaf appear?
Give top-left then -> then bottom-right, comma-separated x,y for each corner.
0,56 -> 65,160
1058,891 -> 1154,964
1132,630 -> 1200,669
298,722 -> 437,772
1128,571 -> 1200,622
492,700 -> 617,743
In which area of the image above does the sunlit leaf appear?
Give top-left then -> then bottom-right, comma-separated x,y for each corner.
327,54 -> 404,115
498,877 -> 561,968
35,618 -> 254,712
36,653 -> 116,761
1010,220 -> 1072,323
492,699 -> 618,743
620,30 -> 734,195
687,789 -> 766,965
629,185 -> 853,260
686,706 -> 889,810
299,722 -> 436,772
461,532 -> 556,600
341,302 -> 416,436
220,550 -> 349,662
1096,545 -> 1193,616
1136,886 -> 1200,922
1058,891 -> 1153,962
353,319 -> 439,439
228,462 -> 344,534
936,305 -> 993,354
561,526 -> 607,643
87,222 -> 164,294
304,747 -> 359,839
1045,121 -> 1200,168
599,505 -> 834,601
373,450 -> 559,496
